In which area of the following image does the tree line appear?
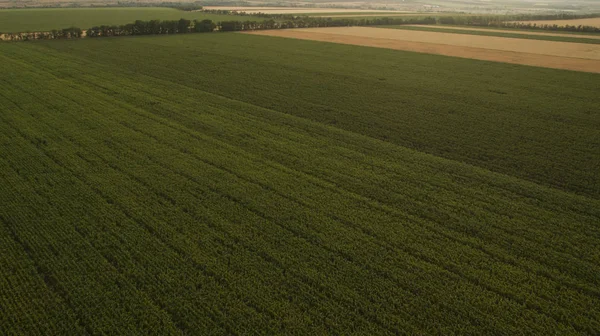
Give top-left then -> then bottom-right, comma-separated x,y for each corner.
0,16 -> 437,41
1,12 -> 598,42
1,27 -> 83,41
213,10 -> 600,33
208,10 -> 600,33
84,16 -> 437,36
86,19 -> 216,37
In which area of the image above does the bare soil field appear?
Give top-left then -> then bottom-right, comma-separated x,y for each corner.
405,25 -> 600,40
244,27 -> 600,73
513,18 -> 600,28
203,7 -> 406,14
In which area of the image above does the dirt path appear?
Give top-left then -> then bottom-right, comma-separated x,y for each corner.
403,25 -> 600,40
244,28 -> 600,73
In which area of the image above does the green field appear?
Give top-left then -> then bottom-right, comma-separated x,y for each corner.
0,8 -> 266,32
0,33 -> 599,334
380,24 -> 600,44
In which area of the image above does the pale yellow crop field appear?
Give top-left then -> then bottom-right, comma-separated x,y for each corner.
244,27 -> 600,73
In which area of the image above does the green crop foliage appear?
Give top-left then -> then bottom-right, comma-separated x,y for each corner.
0,33 -> 598,334
0,7 -> 266,32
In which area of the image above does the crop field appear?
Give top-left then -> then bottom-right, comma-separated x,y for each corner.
247,27 -> 600,73
0,8 -> 266,33
381,25 -> 600,44
254,27 -> 600,60
1,33 -> 599,334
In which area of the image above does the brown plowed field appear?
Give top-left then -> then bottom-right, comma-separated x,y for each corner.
244,27 -> 600,73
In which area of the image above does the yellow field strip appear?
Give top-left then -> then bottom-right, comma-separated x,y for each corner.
404,25 -> 600,40
243,27 -> 600,73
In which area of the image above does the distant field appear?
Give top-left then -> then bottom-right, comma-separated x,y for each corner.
0,8 -> 265,32
247,27 -> 600,73
296,11 -> 415,16
514,17 -> 600,28
203,6 -> 405,14
1,33 -> 599,334
313,13 -> 467,18
382,25 -> 600,44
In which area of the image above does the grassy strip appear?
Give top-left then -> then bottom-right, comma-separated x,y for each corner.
379,25 -> 600,44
